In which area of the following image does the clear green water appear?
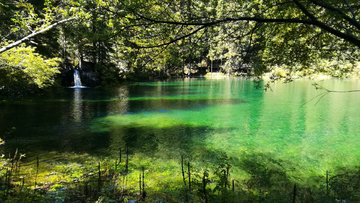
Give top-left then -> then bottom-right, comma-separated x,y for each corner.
1,78 -> 360,184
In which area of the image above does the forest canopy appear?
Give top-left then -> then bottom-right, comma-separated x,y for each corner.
1,0 -> 360,94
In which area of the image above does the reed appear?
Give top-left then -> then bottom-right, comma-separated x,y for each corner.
188,161 -> 191,191
35,156 -> 39,187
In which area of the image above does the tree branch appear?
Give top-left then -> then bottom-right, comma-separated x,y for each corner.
135,14 -> 315,49
292,0 -> 360,47
313,82 -> 360,93
0,16 -> 77,54
308,0 -> 360,30
344,0 -> 357,20
136,12 -> 360,49
138,25 -> 207,48
137,14 -> 315,26
300,82 -> 360,108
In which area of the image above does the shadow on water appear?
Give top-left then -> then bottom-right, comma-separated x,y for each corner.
107,124 -> 216,157
125,98 -> 246,113
9,123 -> 235,159
0,84 -> 246,157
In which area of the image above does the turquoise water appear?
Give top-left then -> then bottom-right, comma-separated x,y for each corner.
1,78 -> 360,184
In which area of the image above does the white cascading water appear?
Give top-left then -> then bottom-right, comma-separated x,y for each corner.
73,69 -> 82,87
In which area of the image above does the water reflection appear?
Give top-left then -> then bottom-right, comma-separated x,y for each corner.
72,88 -> 83,122
70,86 -> 130,122
107,86 -> 130,115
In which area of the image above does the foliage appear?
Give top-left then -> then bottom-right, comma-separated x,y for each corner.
123,0 -> 360,77
0,44 -> 60,96
2,0 -> 360,92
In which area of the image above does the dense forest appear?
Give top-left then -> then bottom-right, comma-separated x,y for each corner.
1,0 -> 360,95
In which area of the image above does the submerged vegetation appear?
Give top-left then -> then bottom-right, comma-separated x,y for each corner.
1,147 -> 360,202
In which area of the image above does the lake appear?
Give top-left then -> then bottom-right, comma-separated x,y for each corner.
1,77 -> 360,188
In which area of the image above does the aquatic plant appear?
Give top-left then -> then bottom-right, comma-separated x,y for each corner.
0,146 -> 358,202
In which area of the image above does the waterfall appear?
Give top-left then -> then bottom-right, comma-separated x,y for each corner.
68,68 -> 87,88
74,69 -> 82,87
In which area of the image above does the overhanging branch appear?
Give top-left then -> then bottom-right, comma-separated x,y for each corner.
292,0 -> 360,48
308,0 -> 360,30
313,82 -> 360,93
137,14 -> 315,26
138,25 -> 207,48
135,16 -> 316,48
0,16 -> 77,54
137,12 -> 360,48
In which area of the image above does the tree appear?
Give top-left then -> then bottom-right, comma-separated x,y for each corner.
0,0 -> 78,95
125,0 -> 360,76
2,0 -> 360,93
0,44 -> 60,97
